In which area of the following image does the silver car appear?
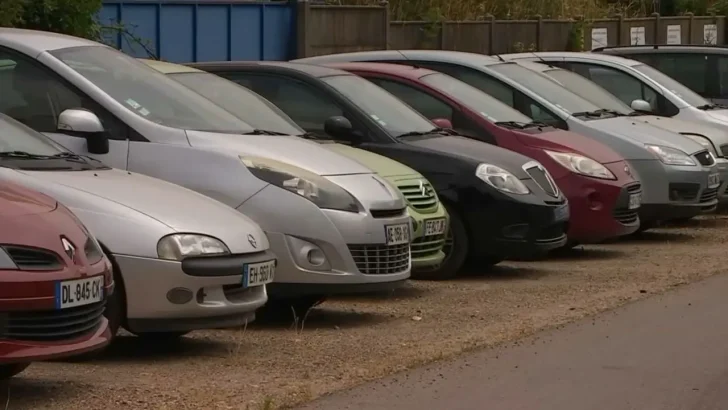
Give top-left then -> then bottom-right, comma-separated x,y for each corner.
0,114 -> 273,339
502,52 -> 728,204
0,29 -> 411,314
296,50 -> 721,227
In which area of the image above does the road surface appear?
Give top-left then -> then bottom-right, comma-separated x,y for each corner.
297,273 -> 728,410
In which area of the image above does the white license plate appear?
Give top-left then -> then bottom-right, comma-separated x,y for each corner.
628,193 -> 642,210
243,260 -> 276,288
424,218 -> 447,236
55,275 -> 104,309
708,173 -> 720,189
385,223 -> 411,245
554,203 -> 569,222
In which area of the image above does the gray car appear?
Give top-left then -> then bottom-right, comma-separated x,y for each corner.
499,54 -> 728,205
0,28 -> 411,314
0,114 -> 274,340
296,50 -> 720,227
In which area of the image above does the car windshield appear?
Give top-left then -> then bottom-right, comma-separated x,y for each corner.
489,62 -> 601,114
0,115 -> 64,156
49,46 -> 255,133
421,73 -> 533,123
322,75 -> 436,136
543,68 -> 633,115
168,72 -> 304,136
633,64 -> 710,107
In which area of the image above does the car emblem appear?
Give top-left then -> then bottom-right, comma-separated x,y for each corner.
247,234 -> 257,249
61,237 -> 75,260
419,180 -> 429,196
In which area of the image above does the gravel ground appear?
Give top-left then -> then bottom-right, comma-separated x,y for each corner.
3,215 -> 728,410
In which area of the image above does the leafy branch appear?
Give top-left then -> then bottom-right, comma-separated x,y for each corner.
98,21 -> 159,60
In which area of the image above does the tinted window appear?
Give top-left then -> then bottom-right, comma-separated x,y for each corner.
368,78 -> 453,121
50,46 -> 254,133
488,62 -> 600,114
169,72 -> 303,136
570,63 -> 659,111
322,75 -> 436,136
717,57 -> 728,98
421,73 -> 532,123
543,68 -> 633,114
648,54 -> 708,95
633,64 -> 709,107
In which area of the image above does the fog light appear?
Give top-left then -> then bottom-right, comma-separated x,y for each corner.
167,287 -> 193,304
502,224 -> 529,239
307,248 -> 326,266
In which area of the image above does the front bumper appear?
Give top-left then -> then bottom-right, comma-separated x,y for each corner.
559,165 -> 641,243
714,157 -> 728,205
116,251 -> 272,333
408,204 -> 449,271
628,158 -> 719,222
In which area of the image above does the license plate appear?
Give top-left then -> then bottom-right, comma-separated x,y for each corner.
55,275 -> 104,310
243,259 -> 276,288
385,223 -> 411,245
554,203 -> 569,222
628,192 -> 642,210
708,173 -> 720,189
424,218 -> 447,236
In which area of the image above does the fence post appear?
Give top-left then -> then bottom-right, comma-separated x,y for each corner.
616,14 -> 624,45
686,12 -> 694,43
652,12 -> 660,43
487,14 -> 495,54
535,15 -> 543,51
380,0 -> 390,50
295,0 -> 311,58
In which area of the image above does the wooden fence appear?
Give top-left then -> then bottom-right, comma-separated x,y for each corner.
295,2 -> 725,58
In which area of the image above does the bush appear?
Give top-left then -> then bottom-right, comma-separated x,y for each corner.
0,0 -> 102,39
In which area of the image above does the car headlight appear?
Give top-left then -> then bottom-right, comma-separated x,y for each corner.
84,236 -> 105,264
544,150 -> 616,180
240,156 -> 360,212
680,133 -> 718,157
0,247 -> 17,269
157,234 -> 230,261
475,163 -> 530,195
645,144 -> 696,166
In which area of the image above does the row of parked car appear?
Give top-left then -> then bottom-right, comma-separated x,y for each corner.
0,27 -> 725,379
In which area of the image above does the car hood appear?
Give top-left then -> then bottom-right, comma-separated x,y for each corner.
586,117 -> 705,155
402,134 -> 533,178
704,109 -> 728,126
185,130 -> 373,177
516,128 -> 624,164
634,115 -> 728,147
14,168 -> 267,253
0,181 -> 57,217
324,143 -> 421,178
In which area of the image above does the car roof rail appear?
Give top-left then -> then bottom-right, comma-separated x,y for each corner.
593,44 -> 728,52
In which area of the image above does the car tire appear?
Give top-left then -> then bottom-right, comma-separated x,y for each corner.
413,203 -> 469,280
0,363 -> 30,380
103,257 -> 126,339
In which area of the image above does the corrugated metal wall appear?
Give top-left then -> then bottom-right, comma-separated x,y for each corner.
98,0 -> 294,62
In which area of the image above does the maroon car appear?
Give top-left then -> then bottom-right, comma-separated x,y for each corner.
326,62 -> 643,245
0,181 -> 113,379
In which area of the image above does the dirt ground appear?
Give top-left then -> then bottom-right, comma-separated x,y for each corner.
3,215 -> 728,410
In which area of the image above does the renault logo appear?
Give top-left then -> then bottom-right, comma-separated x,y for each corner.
247,234 -> 257,249
61,237 -> 75,260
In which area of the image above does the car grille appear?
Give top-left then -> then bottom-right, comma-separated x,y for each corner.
700,187 -> 719,203
411,233 -> 446,259
2,246 -> 63,271
535,222 -> 567,244
370,208 -> 407,218
397,181 -> 438,212
0,301 -> 105,342
694,150 -> 715,166
524,164 -> 559,197
348,243 -> 410,275
613,184 -> 641,225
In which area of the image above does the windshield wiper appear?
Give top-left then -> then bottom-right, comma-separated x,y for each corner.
696,103 -> 728,111
243,129 -> 289,136
495,121 -> 527,129
0,151 -> 55,160
299,132 -> 323,140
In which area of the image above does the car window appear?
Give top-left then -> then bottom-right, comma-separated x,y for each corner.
542,68 -> 633,114
367,77 -> 454,121
168,72 -> 304,136
633,64 -> 709,107
570,63 -> 660,111
717,57 -> 728,98
0,52 -> 128,140
0,114 -> 65,155
50,46 -> 255,134
648,54 -> 708,95
223,73 -> 344,135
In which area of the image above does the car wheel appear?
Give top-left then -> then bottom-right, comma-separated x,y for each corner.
259,296 -> 326,322
0,363 -> 30,380
414,203 -> 469,280
103,258 -> 126,339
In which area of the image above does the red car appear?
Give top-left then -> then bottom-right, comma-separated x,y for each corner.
0,182 -> 113,379
326,62 -> 643,245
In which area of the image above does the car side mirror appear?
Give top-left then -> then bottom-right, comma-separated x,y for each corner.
57,109 -> 109,155
431,118 -> 453,129
630,99 -> 653,113
324,116 -> 355,140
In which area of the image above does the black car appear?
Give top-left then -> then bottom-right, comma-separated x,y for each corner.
594,45 -> 728,104
189,61 -> 570,276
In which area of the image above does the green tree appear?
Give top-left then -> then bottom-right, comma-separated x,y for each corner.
1,0 -> 102,39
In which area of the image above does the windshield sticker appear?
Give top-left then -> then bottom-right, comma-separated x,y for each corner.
370,114 -> 387,126
125,98 -> 141,110
138,107 -> 150,116
480,112 -> 497,122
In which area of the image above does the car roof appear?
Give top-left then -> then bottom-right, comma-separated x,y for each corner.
296,49 -> 505,67
324,62 -> 437,79
190,60 -> 353,78
140,59 -> 203,74
595,44 -> 728,54
502,52 -> 645,67
0,28 -> 102,57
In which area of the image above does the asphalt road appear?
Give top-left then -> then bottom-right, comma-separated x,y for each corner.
297,273 -> 728,410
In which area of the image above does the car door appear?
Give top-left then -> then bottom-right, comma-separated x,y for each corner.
0,47 -> 131,169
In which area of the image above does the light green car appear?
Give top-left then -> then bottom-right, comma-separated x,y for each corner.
325,143 -> 450,277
